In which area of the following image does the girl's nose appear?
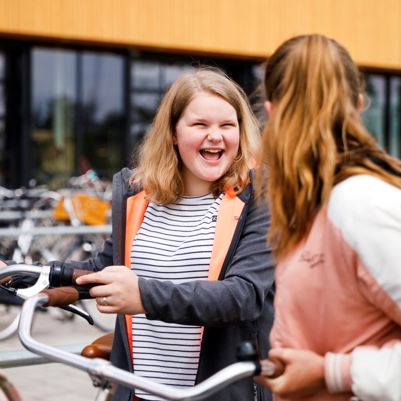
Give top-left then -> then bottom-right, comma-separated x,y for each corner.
207,131 -> 222,141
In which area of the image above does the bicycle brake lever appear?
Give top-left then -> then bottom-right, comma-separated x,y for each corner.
16,265 -> 51,299
61,304 -> 94,325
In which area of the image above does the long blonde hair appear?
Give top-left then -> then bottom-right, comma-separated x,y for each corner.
256,34 -> 401,259
134,67 -> 260,204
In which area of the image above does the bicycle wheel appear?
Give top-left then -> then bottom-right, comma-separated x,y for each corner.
0,369 -> 22,401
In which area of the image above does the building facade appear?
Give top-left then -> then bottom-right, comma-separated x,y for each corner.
0,0 -> 400,188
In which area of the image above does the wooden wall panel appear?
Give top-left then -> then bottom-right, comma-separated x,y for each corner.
0,0 -> 400,70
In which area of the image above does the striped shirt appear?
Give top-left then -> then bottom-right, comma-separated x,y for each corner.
130,193 -> 223,401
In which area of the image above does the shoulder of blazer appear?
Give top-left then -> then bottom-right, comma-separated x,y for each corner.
237,169 -> 255,204
111,167 -> 142,264
112,167 -> 142,198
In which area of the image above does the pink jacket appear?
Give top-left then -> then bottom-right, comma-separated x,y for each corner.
271,175 -> 401,401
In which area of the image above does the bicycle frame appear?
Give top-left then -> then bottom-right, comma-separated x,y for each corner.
19,293 -> 258,401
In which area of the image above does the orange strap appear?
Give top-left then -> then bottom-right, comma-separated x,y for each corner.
124,190 -> 149,359
208,194 -> 244,280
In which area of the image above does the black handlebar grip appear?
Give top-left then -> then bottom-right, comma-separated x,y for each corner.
237,341 -> 262,375
49,263 -> 94,289
236,341 -> 285,377
237,341 -> 259,362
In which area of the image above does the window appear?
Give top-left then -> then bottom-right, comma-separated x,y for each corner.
362,74 -> 386,149
31,48 -> 125,188
32,49 -> 77,188
81,53 -> 124,178
0,53 -> 5,185
362,72 -> 401,159
129,59 -> 194,161
390,76 -> 401,158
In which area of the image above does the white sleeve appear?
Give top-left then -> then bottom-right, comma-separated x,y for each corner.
328,175 -> 401,400
351,344 -> 401,401
328,175 -> 401,309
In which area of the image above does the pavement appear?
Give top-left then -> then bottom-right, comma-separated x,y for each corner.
0,304 -> 116,401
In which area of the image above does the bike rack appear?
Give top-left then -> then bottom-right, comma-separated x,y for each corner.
0,344 -> 87,368
0,225 -> 112,238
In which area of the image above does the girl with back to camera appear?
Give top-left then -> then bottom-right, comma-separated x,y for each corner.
69,67 -> 275,401
255,34 -> 401,401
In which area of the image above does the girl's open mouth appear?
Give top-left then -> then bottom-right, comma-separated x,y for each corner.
200,149 -> 223,161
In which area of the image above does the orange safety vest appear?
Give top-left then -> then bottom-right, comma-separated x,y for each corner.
123,190 -> 245,359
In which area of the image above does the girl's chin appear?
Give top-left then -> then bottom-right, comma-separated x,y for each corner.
201,173 -> 225,183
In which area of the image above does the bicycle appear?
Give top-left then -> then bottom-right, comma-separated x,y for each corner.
0,187 -> 60,341
0,180 -> 112,338
0,263 -> 282,401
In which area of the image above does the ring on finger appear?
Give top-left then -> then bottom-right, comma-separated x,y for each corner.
101,296 -> 108,306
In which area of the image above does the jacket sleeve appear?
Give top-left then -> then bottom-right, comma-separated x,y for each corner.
324,176 -> 401,400
350,344 -> 401,401
138,193 -> 275,326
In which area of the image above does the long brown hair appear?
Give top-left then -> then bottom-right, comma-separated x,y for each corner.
134,67 -> 260,204
256,34 -> 401,259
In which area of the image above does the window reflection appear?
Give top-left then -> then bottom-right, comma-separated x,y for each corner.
362,75 -> 386,148
0,87 -> 4,116
0,52 -> 5,185
129,122 -> 148,163
132,62 -> 161,89
32,48 -> 124,187
129,59 -> 197,167
163,65 -> 194,89
32,49 -> 76,188
81,53 -> 124,178
0,55 -> 4,79
390,77 -> 401,158
131,93 -> 160,121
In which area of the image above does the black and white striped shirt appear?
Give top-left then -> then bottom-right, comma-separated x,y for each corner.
131,193 -> 223,401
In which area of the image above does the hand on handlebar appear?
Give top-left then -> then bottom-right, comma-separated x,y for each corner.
255,348 -> 325,398
76,265 -> 145,315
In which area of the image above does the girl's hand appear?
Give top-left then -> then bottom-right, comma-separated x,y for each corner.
76,265 -> 145,315
255,348 -> 326,398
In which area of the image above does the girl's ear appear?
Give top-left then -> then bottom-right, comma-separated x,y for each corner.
172,132 -> 177,145
264,101 -> 273,116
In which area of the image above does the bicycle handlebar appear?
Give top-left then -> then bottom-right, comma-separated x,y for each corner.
42,287 -> 81,306
48,263 -> 94,288
19,293 -> 266,401
4,263 -> 285,399
0,263 -> 93,323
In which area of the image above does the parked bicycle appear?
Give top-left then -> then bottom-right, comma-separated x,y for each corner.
0,173 -> 113,339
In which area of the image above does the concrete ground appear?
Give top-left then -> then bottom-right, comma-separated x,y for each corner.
0,304 -> 115,401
